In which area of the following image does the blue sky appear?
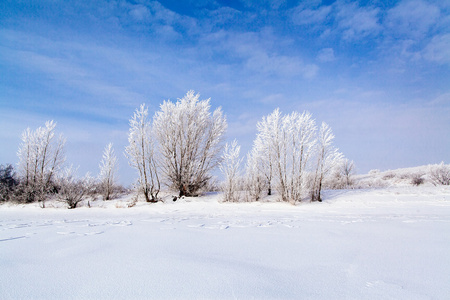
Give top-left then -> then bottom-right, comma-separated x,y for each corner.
1,0 -> 449,185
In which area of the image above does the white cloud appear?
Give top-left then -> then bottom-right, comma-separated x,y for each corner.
128,4 -> 151,22
291,5 -> 331,25
429,92 -> 450,105
385,0 -> 440,39
423,33 -> 450,65
317,48 -> 335,62
335,1 -> 381,40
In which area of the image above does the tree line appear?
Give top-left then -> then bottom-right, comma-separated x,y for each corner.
3,90 -> 447,208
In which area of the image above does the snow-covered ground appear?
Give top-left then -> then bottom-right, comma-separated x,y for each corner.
1,185 -> 449,299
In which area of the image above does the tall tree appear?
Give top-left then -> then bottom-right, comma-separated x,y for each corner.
219,140 -> 242,202
125,104 -> 160,202
17,120 -> 65,204
99,143 -> 118,200
311,122 -> 343,202
247,109 -> 316,203
153,90 -> 227,196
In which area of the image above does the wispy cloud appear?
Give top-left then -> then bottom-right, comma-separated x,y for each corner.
317,48 -> 335,62
291,5 -> 332,26
334,1 -> 381,40
385,0 -> 440,40
423,33 -> 450,65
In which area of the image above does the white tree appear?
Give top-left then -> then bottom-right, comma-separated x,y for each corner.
125,104 -> 160,202
244,147 -> 265,202
99,143 -> 118,200
17,120 -> 65,204
280,111 -> 317,203
311,122 -> 343,202
153,90 -> 227,196
253,114 -> 276,196
219,140 -> 243,202
247,109 -> 316,203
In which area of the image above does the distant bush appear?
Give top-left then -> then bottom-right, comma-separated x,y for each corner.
369,169 -> 380,175
429,162 -> 450,186
382,172 -> 395,180
0,164 -> 19,202
411,174 -> 424,186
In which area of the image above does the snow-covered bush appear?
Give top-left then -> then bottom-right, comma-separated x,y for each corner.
16,121 -> 66,204
328,159 -> 355,189
125,104 -> 160,202
154,91 -> 227,197
411,174 -> 424,186
369,169 -> 380,175
219,140 -> 243,202
56,166 -> 95,209
429,162 -> 450,186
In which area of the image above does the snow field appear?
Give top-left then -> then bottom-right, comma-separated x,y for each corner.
1,186 -> 449,299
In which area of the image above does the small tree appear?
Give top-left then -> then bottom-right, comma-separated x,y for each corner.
99,143 -> 118,200
16,120 -> 65,205
341,159 -> 355,187
311,122 -> 343,202
125,104 -> 160,202
154,90 -> 227,196
219,140 -> 243,202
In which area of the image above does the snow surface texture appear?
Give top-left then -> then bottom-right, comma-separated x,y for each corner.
1,186 -> 449,299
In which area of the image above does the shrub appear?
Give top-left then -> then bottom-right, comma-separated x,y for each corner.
429,162 -> 450,186
411,174 -> 424,186
0,164 -> 19,202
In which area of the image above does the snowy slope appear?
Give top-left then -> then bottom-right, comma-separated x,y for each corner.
1,185 -> 449,299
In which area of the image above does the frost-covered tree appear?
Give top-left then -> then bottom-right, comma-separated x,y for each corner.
154,90 -> 227,197
99,143 -> 118,200
311,122 -> 343,202
247,109 -> 316,203
125,104 -> 160,202
254,115 -> 276,196
219,140 -> 243,202
244,147 -> 265,202
17,120 -> 65,204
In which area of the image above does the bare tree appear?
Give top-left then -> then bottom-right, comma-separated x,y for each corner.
153,90 -> 227,197
311,122 -> 343,202
125,104 -> 160,202
219,140 -> 243,202
16,120 -> 65,205
341,159 -> 355,187
99,143 -> 118,200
